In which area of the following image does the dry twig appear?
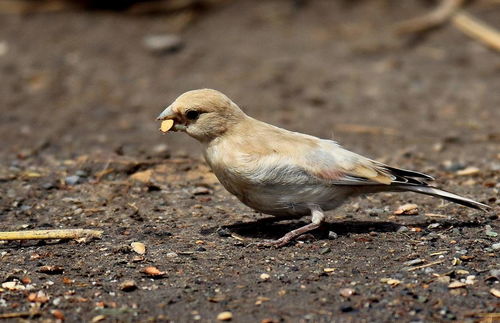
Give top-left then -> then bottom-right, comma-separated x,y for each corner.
395,0 -> 464,34
452,11 -> 500,51
395,0 -> 500,52
0,229 -> 103,241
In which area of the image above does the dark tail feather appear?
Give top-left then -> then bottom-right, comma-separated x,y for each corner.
402,185 -> 490,211
384,166 -> 435,180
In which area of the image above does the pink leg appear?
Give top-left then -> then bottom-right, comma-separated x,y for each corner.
263,205 -> 325,247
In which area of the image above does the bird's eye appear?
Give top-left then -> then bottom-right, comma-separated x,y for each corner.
186,110 -> 200,120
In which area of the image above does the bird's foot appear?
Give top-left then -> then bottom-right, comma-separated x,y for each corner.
252,232 -> 315,248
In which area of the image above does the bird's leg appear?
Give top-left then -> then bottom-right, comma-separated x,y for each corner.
267,205 -> 325,247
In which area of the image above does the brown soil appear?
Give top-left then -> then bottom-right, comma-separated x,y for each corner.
0,1 -> 499,322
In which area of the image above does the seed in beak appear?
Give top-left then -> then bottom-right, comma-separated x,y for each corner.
160,119 -> 174,133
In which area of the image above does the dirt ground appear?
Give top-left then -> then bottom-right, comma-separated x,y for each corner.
1,0 -> 499,322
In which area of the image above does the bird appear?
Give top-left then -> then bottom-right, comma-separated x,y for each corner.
157,89 -> 490,247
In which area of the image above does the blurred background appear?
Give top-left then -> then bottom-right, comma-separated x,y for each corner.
0,0 -> 499,163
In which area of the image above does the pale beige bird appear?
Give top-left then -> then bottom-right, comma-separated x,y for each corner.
157,89 -> 489,246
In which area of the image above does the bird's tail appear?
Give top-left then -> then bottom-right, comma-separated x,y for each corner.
398,185 -> 490,211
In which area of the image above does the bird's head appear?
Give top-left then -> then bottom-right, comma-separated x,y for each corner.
157,89 -> 246,142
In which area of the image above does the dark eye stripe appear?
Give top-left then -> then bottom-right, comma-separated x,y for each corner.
186,110 -> 200,120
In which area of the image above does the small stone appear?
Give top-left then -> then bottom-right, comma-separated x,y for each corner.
260,273 -> 271,281
323,268 -> 335,273
27,291 -> 49,303
340,305 -> 354,312
193,186 -> 212,195
381,278 -> 401,286
417,296 -> 428,303
142,266 -> 166,278
427,223 -> 440,229
217,228 -> 231,237
397,226 -> 409,232
143,34 -> 183,54
130,170 -> 152,183
0,41 -> 8,56
196,247 -> 206,252
490,288 -> 500,298
448,281 -> 466,289
42,181 -> 57,190
217,311 -> 233,321
367,208 -> 384,217
490,269 -> 500,277
491,243 -> 500,250
456,167 -> 480,176
119,280 -> 137,292
486,230 -> 498,237
394,204 -> 418,215
404,258 -> 424,266
2,281 -> 24,290
51,309 -> 65,320
442,161 -> 465,172
465,275 -> 475,285
151,144 -> 170,157
339,288 -> 355,298
65,175 -> 81,186
166,252 -> 178,258
38,265 -> 64,274
328,231 -> 338,239
131,242 -> 146,255
386,278 -> 401,286
319,247 -> 331,255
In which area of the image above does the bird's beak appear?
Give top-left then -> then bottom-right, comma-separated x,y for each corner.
157,105 -> 186,132
157,105 -> 175,121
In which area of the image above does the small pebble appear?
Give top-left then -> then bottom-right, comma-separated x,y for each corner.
142,266 -> 166,278
456,166 -> 480,176
119,280 -> 137,292
490,269 -> 500,277
217,311 -> 233,321
442,161 -> 465,172
328,231 -> 338,239
0,41 -> 8,56
193,186 -> 212,195
486,230 -> 498,237
319,247 -> 331,255
38,265 -> 64,275
427,223 -> 440,229
491,243 -> 500,250
397,226 -> 409,233
339,288 -> 355,298
65,175 -> 81,186
260,273 -> 271,281
448,281 -> 466,289
404,258 -> 424,266
143,34 -> 183,54
394,203 -> 418,215
367,208 -> 384,217
340,305 -> 354,312
131,242 -> 146,255
217,228 -> 231,237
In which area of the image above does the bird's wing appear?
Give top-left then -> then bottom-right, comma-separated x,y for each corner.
302,141 -> 434,186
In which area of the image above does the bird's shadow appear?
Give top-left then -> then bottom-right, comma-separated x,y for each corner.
201,216 -> 485,240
